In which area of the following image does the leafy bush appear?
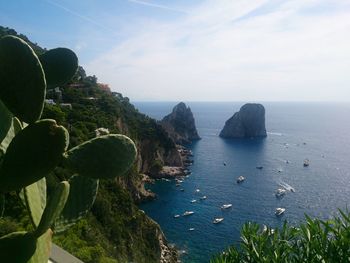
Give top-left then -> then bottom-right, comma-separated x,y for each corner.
211,211 -> 350,263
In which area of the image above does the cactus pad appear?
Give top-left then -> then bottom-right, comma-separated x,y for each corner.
55,175 -> 99,232
0,100 -> 12,144
0,119 -> 69,192
34,181 -> 69,237
39,47 -> 78,87
0,231 -> 37,263
64,134 -> 137,179
0,35 -> 46,123
28,229 -> 52,263
24,177 -> 47,228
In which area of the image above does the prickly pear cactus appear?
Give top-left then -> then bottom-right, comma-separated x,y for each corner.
64,134 -> 137,179
0,35 -> 46,123
0,119 -> 69,192
0,34 -> 137,263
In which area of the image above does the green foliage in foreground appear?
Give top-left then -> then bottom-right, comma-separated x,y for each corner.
211,211 -> 350,263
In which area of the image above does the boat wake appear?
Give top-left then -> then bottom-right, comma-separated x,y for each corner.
278,181 -> 295,192
268,132 -> 283,136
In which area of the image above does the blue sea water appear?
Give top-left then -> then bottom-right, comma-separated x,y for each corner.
134,102 -> 350,263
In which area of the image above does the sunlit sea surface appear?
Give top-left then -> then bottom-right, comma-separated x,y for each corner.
134,102 -> 350,263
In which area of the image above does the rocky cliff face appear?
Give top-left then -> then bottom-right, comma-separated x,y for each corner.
219,103 -> 267,138
161,102 -> 200,144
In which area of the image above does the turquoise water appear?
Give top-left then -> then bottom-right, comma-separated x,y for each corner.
135,102 -> 350,263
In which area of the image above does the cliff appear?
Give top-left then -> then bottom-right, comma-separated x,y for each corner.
219,103 -> 267,138
0,25 -> 178,263
160,102 -> 200,144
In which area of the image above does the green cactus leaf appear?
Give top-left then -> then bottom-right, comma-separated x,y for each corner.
23,177 -> 47,228
39,48 -> 78,88
28,229 -> 52,263
0,231 -> 37,263
0,194 -> 4,217
0,35 -> 46,123
0,117 -> 23,156
0,119 -> 69,192
64,134 -> 137,179
55,175 -> 98,232
0,99 -> 12,144
34,181 -> 70,238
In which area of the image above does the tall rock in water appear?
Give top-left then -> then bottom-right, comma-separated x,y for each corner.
161,102 -> 200,144
219,103 -> 267,138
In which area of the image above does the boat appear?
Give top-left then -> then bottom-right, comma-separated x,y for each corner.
175,183 -> 181,187
277,169 -> 283,173
275,208 -> 286,216
190,199 -> 197,203
213,218 -> 224,224
195,189 -> 200,193
275,188 -> 286,197
174,214 -> 180,218
200,195 -> 207,200
256,166 -> 263,169
237,176 -> 245,183
183,211 -> 194,216
180,188 -> 185,192
221,204 -> 232,209
223,162 -> 227,166
303,159 -> 310,167
189,228 -> 195,231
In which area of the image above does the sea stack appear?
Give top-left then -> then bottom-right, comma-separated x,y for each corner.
160,102 -> 200,144
219,103 -> 267,138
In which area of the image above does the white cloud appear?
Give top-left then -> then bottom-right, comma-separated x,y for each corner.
86,0 -> 350,101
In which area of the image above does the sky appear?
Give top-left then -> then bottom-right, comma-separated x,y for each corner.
1,0 -> 350,102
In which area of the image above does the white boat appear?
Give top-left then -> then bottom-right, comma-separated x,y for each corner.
237,176 -> 245,183
195,189 -> 200,193
180,188 -> 185,192
174,214 -> 180,218
213,218 -> 224,224
303,159 -> 310,167
189,228 -> 195,231
183,211 -> 194,216
190,199 -> 197,203
275,207 -> 286,216
275,188 -> 286,197
221,204 -> 232,209
200,195 -> 207,200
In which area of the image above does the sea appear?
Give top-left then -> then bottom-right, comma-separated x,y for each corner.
134,102 -> 350,263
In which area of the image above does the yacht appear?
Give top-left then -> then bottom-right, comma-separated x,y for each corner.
221,204 -> 232,209
275,188 -> 286,197
303,159 -> 310,167
174,214 -> 180,218
183,211 -> 194,216
189,228 -> 195,231
190,199 -> 197,203
200,195 -> 207,200
275,208 -> 286,216
195,189 -> 201,193
213,218 -> 224,224
237,176 -> 245,183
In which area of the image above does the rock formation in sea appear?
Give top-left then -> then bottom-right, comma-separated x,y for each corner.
160,102 -> 200,144
219,103 -> 267,138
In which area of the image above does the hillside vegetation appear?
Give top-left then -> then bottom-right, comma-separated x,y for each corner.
0,26 -> 176,263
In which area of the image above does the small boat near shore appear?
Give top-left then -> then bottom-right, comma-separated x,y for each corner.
275,207 -> 286,216
174,214 -> 180,218
183,211 -> 194,216
237,176 -> 245,183
213,218 -> 224,224
221,204 -> 232,209
190,199 -> 197,203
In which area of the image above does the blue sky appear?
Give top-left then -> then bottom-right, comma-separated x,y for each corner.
1,0 -> 350,101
